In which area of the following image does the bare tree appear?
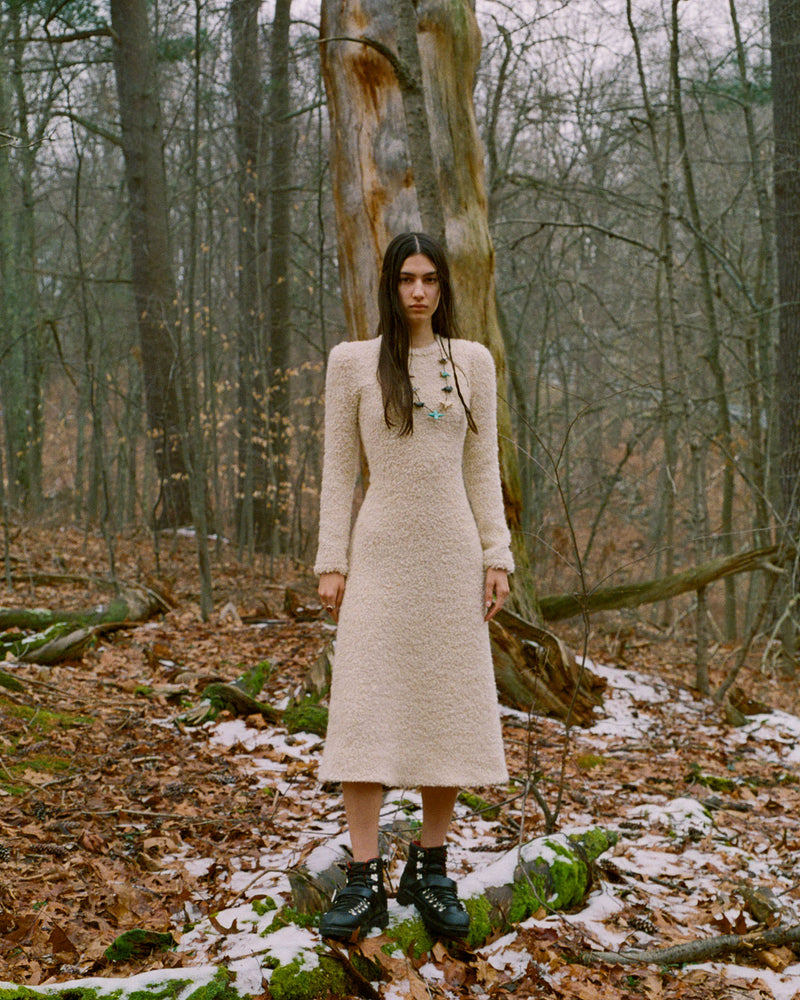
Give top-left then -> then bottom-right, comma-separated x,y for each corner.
110,0 -> 191,527
769,0 -> 800,664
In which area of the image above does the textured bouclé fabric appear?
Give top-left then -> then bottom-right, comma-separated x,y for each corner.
314,336 -> 513,787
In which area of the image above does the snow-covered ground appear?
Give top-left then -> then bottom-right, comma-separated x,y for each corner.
8,657 -> 800,999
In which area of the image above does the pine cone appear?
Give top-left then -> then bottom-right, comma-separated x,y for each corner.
37,843 -> 68,858
0,845 -> 11,861
597,858 -> 625,882
629,914 -> 657,934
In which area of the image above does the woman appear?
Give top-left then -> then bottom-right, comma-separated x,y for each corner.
314,232 -> 513,943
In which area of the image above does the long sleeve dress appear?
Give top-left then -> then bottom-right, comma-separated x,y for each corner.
314,335 -> 514,788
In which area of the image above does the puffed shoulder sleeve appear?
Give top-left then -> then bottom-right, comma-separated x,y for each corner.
462,343 -> 515,573
313,342 -> 361,576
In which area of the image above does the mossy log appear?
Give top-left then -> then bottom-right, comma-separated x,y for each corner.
289,828 -> 617,953
538,544 -> 783,622
490,609 -> 606,725
0,583 -> 172,631
0,585 -> 172,666
181,661 -> 280,725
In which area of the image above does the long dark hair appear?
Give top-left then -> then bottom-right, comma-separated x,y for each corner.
376,232 -> 476,435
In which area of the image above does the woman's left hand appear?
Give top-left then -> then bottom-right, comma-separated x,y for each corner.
484,568 -> 510,622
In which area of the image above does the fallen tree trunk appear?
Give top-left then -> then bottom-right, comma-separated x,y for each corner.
579,920 -> 800,967
0,585 -> 172,666
490,609 -> 605,726
539,545 -> 783,622
0,583 -> 172,630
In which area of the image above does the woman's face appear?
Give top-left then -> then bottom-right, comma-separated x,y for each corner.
397,253 -> 440,325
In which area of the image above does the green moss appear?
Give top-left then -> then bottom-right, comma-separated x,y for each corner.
385,914 -> 433,959
0,972 -> 237,1000
0,699 -> 93,733
0,669 -> 24,692
569,827 -> 618,864
7,755 -> 72,776
508,866 -> 551,922
237,661 -> 272,699
0,989 -> 49,1000
182,969 -> 240,1000
104,929 -> 175,962
458,791 -> 500,820
269,952 -> 379,1000
508,833 -> 615,921
283,698 -> 328,737
127,982 -> 191,1000
464,894 -> 496,948
549,856 -> 587,908
685,769 -> 737,793
0,783 -> 27,796
0,990 -> 119,1000
251,896 -> 278,916
576,753 -> 607,770
266,906 -> 318,931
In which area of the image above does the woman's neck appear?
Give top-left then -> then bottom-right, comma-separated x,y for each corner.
408,323 -> 435,349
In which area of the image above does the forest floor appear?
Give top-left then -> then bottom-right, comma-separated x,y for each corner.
2,525 -> 800,1000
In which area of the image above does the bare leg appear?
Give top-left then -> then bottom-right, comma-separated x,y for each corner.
420,786 -> 459,847
342,781 -> 383,861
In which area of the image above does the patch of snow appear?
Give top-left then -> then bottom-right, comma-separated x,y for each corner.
260,925 -> 320,977
524,889 -> 627,951
304,837 -> 349,876
630,796 -> 713,837
182,856 -> 215,877
695,961 -> 800,1000
478,931 -> 530,976
224,957 -> 264,996
418,962 -> 444,980
459,834 -> 572,900
0,967 -> 220,998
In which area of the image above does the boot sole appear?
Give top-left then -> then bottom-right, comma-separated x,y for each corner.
320,913 -> 389,944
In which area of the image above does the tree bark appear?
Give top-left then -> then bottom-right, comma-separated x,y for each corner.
538,545 -> 783,622
769,0 -> 800,663
580,921 -> 800,968
110,0 -> 192,528
670,0 -> 737,640
231,0 -> 270,557
0,10 -> 44,512
266,0 -> 294,554
319,0 -> 530,602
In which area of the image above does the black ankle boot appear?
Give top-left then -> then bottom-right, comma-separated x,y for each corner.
396,841 -> 470,939
319,857 -> 388,942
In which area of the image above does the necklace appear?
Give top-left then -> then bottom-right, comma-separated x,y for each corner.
409,340 -> 454,421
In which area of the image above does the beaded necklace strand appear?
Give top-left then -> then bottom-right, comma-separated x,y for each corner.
409,339 -> 454,421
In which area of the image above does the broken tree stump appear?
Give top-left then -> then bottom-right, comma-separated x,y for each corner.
490,609 -> 605,726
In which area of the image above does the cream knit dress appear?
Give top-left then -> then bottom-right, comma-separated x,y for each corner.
314,336 -> 514,788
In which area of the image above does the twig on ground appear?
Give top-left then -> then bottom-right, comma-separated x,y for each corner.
579,921 -> 800,967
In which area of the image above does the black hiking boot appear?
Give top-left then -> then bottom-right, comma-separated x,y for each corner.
319,857 -> 388,943
396,841 -> 470,939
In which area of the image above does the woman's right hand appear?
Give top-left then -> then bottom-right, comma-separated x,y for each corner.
318,572 -> 346,622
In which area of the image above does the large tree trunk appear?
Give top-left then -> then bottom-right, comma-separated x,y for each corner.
110,0 -> 192,528
0,10 -> 44,512
230,0 -> 271,556
770,0 -> 800,665
266,0 -> 294,554
319,0 -> 529,602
